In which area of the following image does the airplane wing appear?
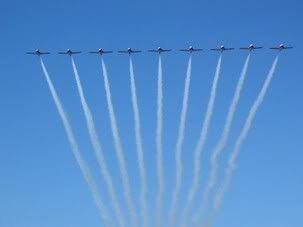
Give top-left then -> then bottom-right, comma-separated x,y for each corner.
180,49 -> 202,52
270,46 -> 293,50
148,49 -> 171,53
73,51 -> 82,54
58,52 -> 68,54
210,48 -> 221,51
225,48 -> 235,50
89,51 -> 113,54
239,47 -> 249,50
255,47 -> 263,49
26,51 -> 50,55
118,50 -> 141,53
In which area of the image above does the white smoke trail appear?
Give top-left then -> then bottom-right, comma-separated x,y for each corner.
39,58 -> 111,227
101,58 -> 138,227
155,55 -> 164,227
192,54 -> 250,223
129,57 -> 149,227
180,55 -> 223,227
71,58 -> 125,227
203,55 -> 279,227
168,56 -> 192,227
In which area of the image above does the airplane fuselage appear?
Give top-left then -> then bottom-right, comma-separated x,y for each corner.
270,44 -> 292,50
279,44 -> 287,49
248,44 -> 255,49
219,46 -> 226,52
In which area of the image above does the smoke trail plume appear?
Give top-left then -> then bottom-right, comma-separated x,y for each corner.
71,58 -> 125,227
180,55 -> 223,227
168,56 -> 192,227
39,58 -> 110,227
101,58 -> 138,227
155,55 -> 164,227
204,55 -> 279,227
192,54 -> 250,224
129,57 -> 149,227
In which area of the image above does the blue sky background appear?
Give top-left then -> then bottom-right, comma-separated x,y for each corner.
0,0 -> 302,227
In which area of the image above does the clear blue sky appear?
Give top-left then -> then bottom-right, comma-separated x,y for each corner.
0,0 -> 302,227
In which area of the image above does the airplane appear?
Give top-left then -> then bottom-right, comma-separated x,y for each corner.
211,45 -> 234,52
88,48 -> 113,55
239,44 -> 263,51
118,48 -> 142,55
270,44 -> 293,50
148,47 -> 172,54
180,46 -> 203,53
26,49 -> 50,56
58,49 -> 81,55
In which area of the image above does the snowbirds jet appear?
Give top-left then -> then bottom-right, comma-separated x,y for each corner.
58,49 -> 81,55
118,48 -> 142,55
240,44 -> 263,51
270,44 -> 293,50
211,45 -> 234,52
89,48 -> 113,55
180,46 -> 203,53
148,47 -> 172,54
26,49 -> 50,56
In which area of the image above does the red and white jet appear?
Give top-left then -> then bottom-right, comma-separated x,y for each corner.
26,49 -> 50,56
240,44 -> 263,51
270,44 -> 293,50
118,48 -> 142,55
148,47 -> 172,54
88,48 -> 113,55
58,49 -> 81,55
180,46 -> 203,53
211,45 -> 234,52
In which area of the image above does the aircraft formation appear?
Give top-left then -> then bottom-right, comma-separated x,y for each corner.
26,44 -> 293,56
31,41 -> 288,227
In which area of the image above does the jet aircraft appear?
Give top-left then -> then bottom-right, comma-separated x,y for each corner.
240,44 -> 263,51
148,47 -> 172,54
118,48 -> 142,55
270,44 -> 293,50
26,49 -> 50,56
211,45 -> 234,52
88,48 -> 113,55
180,46 -> 203,53
58,49 -> 81,55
